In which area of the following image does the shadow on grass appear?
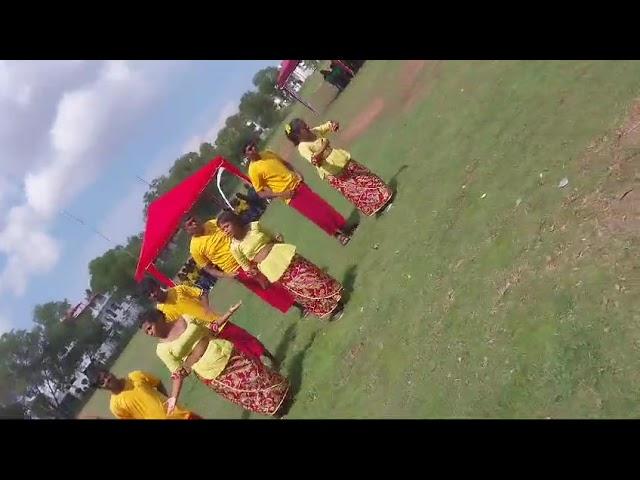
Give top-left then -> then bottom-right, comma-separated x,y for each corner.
341,264 -> 358,304
274,324 -> 299,363
286,331 -> 320,398
346,209 -> 361,232
325,86 -> 345,106
388,164 -> 409,195
276,330 -> 321,417
377,164 -> 408,219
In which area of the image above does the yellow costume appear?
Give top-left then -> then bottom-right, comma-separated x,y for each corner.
186,269 -> 200,284
189,220 -> 239,273
297,122 -> 351,179
109,370 -> 193,420
229,222 -> 296,283
156,318 -> 233,381
156,284 -> 219,328
248,150 -> 300,204
235,199 -> 249,214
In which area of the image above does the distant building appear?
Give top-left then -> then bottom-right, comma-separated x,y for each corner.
61,293 -> 102,323
91,293 -> 140,330
291,62 -> 315,82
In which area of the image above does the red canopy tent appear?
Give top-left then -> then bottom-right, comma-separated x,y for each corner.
276,60 -> 300,87
134,156 -> 251,287
276,60 -> 318,114
277,60 -> 356,114
276,60 -> 354,115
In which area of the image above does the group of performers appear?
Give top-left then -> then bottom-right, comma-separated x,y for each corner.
92,115 -> 395,419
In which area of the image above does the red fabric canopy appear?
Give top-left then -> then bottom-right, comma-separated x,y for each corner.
276,60 -> 300,88
276,60 -> 318,114
277,60 -> 353,88
134,156 -> 250,286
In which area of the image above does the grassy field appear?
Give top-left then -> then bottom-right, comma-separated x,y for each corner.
81,60 -> 640,419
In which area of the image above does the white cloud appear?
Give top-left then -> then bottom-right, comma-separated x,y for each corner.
0,60 -> 99,173
181,101 -> 238,155
0,176 -> 19,210
26,61 -> 155,217
0,61 -> 183,298
0,205 -> 60,296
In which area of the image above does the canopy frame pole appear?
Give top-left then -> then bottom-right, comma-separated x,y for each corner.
282,85 -> 318,114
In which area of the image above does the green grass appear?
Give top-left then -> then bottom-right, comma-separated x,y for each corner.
81,60 -> 640,419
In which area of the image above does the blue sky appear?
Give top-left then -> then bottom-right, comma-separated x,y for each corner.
0,60 -> 277,333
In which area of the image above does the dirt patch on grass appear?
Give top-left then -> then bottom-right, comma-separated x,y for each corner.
616,99 -> 640,148
341,96 -> 386,143
443,288 -> 456,313
336,342 -> 367,388
347,342 -> 365,364
496,264 -> 528,298
393,60 -> 442,115
487,100 -> 640,308
545,243 -> 571,272
293,61 -> 444,148
582,188 -> 640,238
399,60 -> 428,92
339,61 -> 438,143
491,263 -> 536,312
572,99 -> 640,240
579,176 -> 640,241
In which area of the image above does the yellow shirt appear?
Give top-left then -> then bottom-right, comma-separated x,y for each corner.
189,220 -> 239,273
235,199 -> 249,214
156,284 -> 219,328
109,370 -> 192,420
297,122 -> 351,180
186,270 -> 200,284
229,222 -> 297,283
248,150 -> 301,205
156,319 -> 233,381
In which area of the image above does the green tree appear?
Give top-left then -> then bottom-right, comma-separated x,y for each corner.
199,142 -> 217,161
224,113 -> 248,132
252,66 -> 282,98
88,236 -> 141,297
215,116 -> 258,165
238,91 -> 282,129
18,301 -> 108,418
0,319 -> 73,418
143,174 -> 168,217
169,152 -> 203,178
0,332 -> 29,415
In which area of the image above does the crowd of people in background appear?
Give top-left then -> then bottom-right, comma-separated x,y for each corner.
320,60 -> 365,92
